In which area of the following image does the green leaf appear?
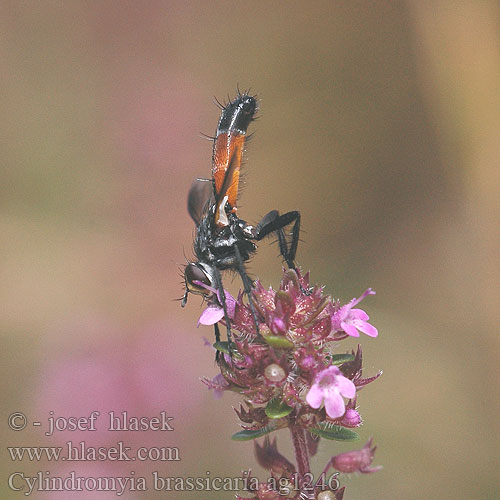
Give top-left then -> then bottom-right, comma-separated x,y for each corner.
231,425 -> 277,441
262,335 -> 294,349
265,398 -> 293,419
330,353 -> 355,365
213,341 -> 230,354
309,423 -> 359,441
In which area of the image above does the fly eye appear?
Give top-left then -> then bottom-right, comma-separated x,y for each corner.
184,263 -> 212,294
241,97 -> 256,115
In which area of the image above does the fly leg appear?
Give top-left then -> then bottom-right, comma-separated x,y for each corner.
214,322 -> 221,343
213,322 -> 222,363
254,210 -> 301,269
212,265 -> 234,356
234,245 -> 261,337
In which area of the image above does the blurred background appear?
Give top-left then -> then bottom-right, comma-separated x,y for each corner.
1,1 -> 499,499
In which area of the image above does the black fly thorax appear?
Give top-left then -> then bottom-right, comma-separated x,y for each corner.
194,211 -> 256,270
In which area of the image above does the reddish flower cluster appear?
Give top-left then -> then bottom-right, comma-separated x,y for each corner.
200,269 -> 381,499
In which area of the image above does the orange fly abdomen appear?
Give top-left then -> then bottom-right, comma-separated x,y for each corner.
211,94 -> 257,225
212,132 -> 245,211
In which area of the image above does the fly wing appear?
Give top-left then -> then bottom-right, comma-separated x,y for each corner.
212,130 -> 249,229
187,178 -> 213,224
214,149 -> 238,206
213,151 -> 241,227
210,94 -> 257,226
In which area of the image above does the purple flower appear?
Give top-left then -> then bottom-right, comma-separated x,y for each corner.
201,373 -> 230,399
196,283 -> 236,326
193,269 -> 382,498
306,366 -> 356,418
331,288 -> 378,338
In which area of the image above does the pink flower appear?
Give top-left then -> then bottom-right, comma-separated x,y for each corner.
195,282 -> 236,326
306,366 -> 356,418
331,288 -> 378,338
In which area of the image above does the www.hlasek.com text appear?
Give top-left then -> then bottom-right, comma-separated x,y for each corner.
8,441 -> 180,462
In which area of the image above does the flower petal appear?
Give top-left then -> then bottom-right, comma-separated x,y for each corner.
306,385 -> 324,409
324,390 -> 346,419
198,306 -> 224,326
215,289 -> 236,314
350,308 -> 369,321
336,376 -> 356,399
225,294 -> 236,319
352,319 -> 378,338
341,321 -> 360,337
350,288 -> 375,308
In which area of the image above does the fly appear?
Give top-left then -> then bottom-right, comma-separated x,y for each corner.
181,90 -> 301,353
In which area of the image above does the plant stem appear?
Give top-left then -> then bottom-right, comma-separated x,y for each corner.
290,424 -> 311,482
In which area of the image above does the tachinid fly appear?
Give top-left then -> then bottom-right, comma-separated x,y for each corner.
181,90 -> 301,352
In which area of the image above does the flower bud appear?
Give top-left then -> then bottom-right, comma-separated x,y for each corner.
254,436 -> 295,477
317,491 -> 336,500
264,363 -> 287,383
295,348 -> 317,371
270,315 -> 287,335
339,408 -> 362,428
330,439 -> 381,474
